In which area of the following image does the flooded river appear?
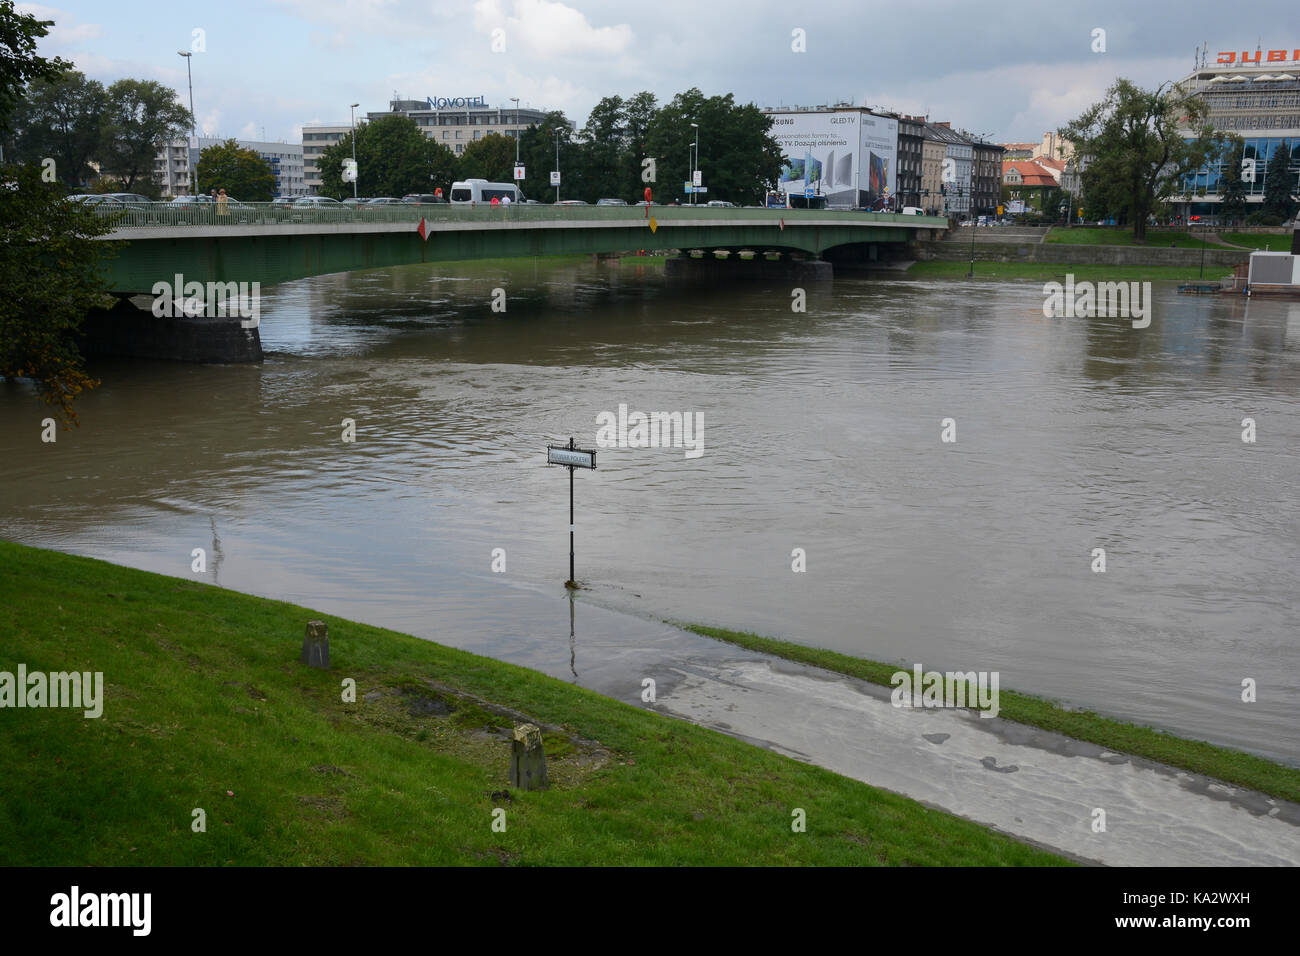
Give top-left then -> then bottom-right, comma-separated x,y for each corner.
2,257 -> 1297,765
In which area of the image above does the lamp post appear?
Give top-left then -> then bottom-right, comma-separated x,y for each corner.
349,102 -> 360,199
690,122 -> 699,206
510,97 -> 520,168
554,128 -> 560,203
177,51 -> 196,195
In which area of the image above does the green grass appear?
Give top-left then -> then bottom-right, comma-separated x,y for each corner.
1219,232 -> 1292,251
0,540 -> 1066,866
680,624 -> 1300,805
1043,228 -> 1210,248
904,261 -> 1227,282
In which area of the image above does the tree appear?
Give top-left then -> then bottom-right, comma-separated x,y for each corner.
517,112 -> 576,201
0,0 -> 70,130
1061,79 -> 1227,241
456,132 -> 516,185
195,138 -> 276,201
647,89 -> 783,205
1219,140 -> 1249,225
101,78 -> 191,189
1261,139 -> 1297,221
579,95 -> 625,200
317,114 -> 454,199
619,91 -> 657,200
9,70 -> 106,186
1,160 -> 117,424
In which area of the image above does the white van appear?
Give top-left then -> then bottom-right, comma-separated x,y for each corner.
901,206 -> 924,216
449,179 -> 522,204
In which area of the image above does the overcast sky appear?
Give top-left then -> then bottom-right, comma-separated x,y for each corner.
18,0 -> 1295,144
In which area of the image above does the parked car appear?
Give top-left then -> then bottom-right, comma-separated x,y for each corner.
401,193 -> 447,205
555,199 -> 588,205
596,198 -> 627,206
364,197 -> 403,204
342,197 -> 369,207
271,197 -> 297,206
294,196 -> 343,205
704,200 -> 735,208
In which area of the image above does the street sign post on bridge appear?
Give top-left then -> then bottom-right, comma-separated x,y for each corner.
547,438 -> 596,588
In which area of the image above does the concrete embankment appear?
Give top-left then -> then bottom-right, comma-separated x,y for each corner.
911,238 -> 1251,270
79,296 -> 262,363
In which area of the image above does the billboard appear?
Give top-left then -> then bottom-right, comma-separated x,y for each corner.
859,112 -> 898,210
767,110 -> 897,209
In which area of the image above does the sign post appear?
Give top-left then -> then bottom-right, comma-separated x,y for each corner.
547,438 -> 596,588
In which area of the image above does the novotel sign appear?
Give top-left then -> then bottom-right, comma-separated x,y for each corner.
426,96 -> 488,110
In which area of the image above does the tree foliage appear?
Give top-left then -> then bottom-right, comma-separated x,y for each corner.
1262,140 -> 1297,221
0,161 -> 117,424
1219,140 -> 1249,224
457,132 -> 517,185
100,78 -> 192,189
1062,79 -> 1228,240
9,70 -> 106,186
317,114 -> 457,199
195,138 -> 276,201
0,0 -> 69,129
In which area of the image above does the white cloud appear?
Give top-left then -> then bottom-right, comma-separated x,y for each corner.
15,3 -> 101,44
473,0 -> 633,57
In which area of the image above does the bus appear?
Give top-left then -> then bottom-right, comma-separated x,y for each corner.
449,179 -> 523,204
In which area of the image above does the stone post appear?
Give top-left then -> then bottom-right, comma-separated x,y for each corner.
509,723 -> 548,791
301,620 -> 329,669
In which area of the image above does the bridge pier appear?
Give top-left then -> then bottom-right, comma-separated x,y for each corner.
80,296 -> 262,364
664,253 -> 832,282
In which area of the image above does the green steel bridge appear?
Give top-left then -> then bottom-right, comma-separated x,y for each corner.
91,203 -> 947,293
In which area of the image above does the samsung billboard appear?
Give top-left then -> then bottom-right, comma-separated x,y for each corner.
767,109 -> 898,209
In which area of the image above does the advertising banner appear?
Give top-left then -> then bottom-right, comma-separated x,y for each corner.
769,111 -> 861,207
768,110 -> 898,209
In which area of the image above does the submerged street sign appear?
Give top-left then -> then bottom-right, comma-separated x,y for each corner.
548,438 -> 597,588
548,445 -> 596,468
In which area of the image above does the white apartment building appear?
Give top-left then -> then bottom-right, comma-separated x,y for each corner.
154,136 -> 307,198
302,124 -> 354,194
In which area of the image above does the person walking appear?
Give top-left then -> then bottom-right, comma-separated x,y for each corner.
217,188 -> 229,218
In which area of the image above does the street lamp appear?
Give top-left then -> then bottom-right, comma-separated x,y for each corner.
177,51 -> 196,195
349,102 -> 360,199
510,97 -> 521,168
554,128 -> 561,203
690,122 -> 699,206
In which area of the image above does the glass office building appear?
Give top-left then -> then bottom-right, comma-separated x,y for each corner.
1175,52 -> 1300,220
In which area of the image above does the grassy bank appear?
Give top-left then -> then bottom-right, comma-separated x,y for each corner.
0,540 -> 1065,866
1043,228 -> 1211,248
681,625 -> 1300,805
1220,232 -> 1291,251
904,261 -> 1227,282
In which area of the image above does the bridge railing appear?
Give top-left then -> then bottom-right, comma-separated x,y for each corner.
89,202 -> 948,229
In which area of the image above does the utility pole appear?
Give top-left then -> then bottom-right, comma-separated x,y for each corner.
510,97 -> 520,167
349,102 -> 359,199
690,122 -> 699,206
555,128 -> 560,203
177,51 -> 197,195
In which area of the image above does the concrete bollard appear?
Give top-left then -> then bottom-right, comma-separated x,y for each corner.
509,723 -> 548,791
301,620 -> 329,669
